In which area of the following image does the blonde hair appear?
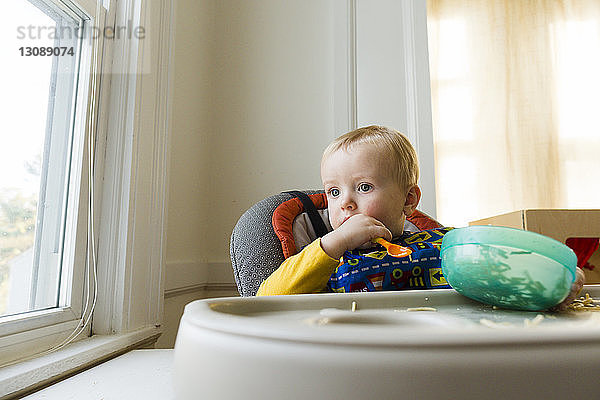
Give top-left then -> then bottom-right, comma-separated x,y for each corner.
322,125 -> 419,190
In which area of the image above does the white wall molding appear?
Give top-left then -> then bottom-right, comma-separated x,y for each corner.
348,0 -> 358,132
332,0 -> 357,137
94,0 -> 174,335
143,0 -> 174,338
354,0 -> 437,218
164,262 -> 236,297
164,262 -> 208,294
401,0 -> 418,147
400,0 -> 437,219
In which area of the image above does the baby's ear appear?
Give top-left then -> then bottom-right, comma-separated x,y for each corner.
403,185 -> 421,216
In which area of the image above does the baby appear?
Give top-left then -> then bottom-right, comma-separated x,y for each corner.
257,125 -> 442,295
257,125 -> 583,307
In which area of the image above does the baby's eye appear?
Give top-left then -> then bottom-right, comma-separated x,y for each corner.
328,188 -> 340,198
358,183 -> 373,192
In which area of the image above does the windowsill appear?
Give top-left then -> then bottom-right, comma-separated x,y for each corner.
20,349 -> 174,399
0,326 -> 161,399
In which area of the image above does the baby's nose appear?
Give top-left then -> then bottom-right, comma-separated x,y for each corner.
342,197 -> 356,210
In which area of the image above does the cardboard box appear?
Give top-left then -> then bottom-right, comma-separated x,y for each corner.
470,209 -> 600,283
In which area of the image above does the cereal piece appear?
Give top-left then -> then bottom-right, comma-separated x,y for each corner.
479,319 -> 514,328
524,314 -> 544,327
406,307 -> 437,312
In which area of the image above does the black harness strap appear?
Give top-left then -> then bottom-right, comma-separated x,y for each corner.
282,191 -> 329,238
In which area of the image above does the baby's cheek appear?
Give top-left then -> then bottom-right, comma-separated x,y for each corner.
362,204 -> 385,222
328,208 -> 341,229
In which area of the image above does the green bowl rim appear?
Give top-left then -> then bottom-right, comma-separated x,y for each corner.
441,225 -> 577,278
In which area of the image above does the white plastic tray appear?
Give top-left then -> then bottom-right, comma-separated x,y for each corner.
174,286 -> 600,399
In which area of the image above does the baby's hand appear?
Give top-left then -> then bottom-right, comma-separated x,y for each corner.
320,214 -> 392,260
553,267 -> 585,311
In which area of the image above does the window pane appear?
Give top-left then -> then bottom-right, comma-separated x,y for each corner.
427,1 -> 600,227
0,0 -> 82,317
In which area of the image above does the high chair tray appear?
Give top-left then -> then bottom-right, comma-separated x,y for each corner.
174,286 -> 600,400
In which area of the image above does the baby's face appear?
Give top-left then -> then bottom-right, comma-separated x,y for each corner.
321,144 -> 407,237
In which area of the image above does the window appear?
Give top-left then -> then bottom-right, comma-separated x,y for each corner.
0,0 -> 105,366
427,0 -> 600,226
0,0 -> 170,395
427,1 -> 600,227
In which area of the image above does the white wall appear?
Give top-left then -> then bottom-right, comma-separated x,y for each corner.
165,0 -> 352,288
160,0 -> 433,348
166,0 -> 215,279
207,0 -> 351,261
160,0 -> 351,347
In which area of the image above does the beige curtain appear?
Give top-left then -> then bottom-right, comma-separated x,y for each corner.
427,0 -> 600,227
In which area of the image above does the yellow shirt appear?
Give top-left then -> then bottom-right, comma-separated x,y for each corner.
256,239 -> 339,296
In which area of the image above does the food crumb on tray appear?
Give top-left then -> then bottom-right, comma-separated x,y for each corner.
480,314 -> 545,329
566,293 -> 600,311
524,314 -> 545,327
479,319 -> 514,328
406,307 -> 437,312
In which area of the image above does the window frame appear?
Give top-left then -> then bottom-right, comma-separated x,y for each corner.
1,0 -> 172,392
0,0 -> 110,366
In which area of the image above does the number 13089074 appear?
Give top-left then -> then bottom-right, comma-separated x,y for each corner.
19,46 -> 75,56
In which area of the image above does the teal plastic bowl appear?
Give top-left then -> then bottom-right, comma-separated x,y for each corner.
441,226 -> 577,311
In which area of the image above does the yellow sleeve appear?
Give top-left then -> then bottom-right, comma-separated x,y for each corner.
256,238 -> 340,296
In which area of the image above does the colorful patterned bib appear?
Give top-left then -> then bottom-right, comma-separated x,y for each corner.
327,228 -> 453,293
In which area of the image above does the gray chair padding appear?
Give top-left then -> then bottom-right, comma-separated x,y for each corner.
230,190 -> 325,297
